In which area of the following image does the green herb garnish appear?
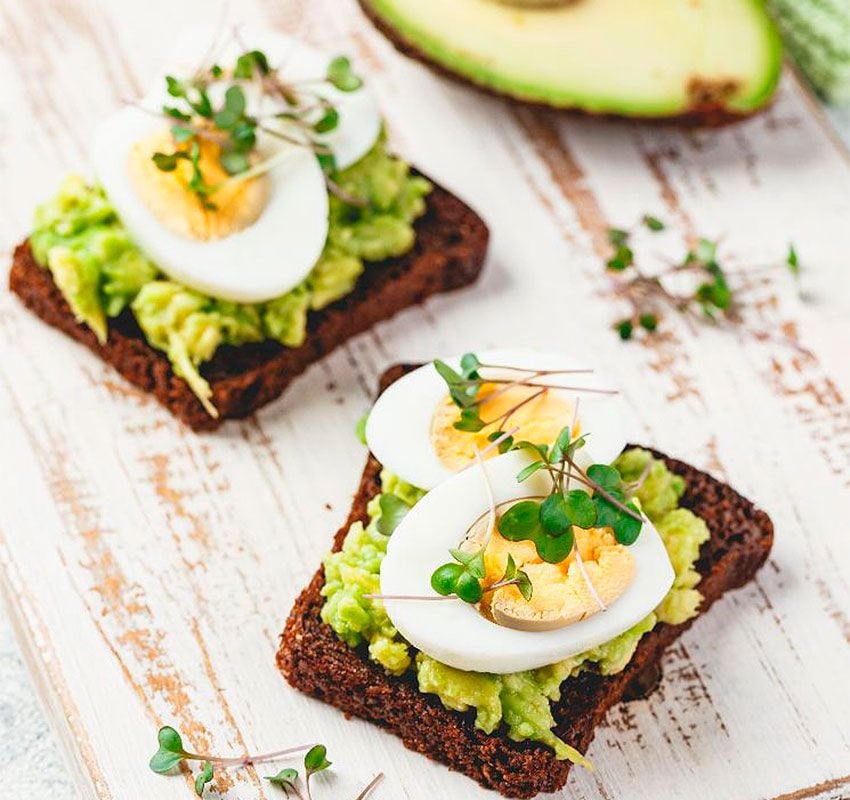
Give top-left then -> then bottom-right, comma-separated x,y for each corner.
150,725 -> 381,799
149,725 -> 317,796
268,767 -> 300,793
605,221 -> 804,342
194,761 -> 214,797
327,56 -> 363,92
354,412 -> 369,445
431,548 -> 488,603
147,32 -> 365,209
266,747 -> 381,800
376,493 -> 411,535
430,355 -> 613,436
787,243 -> 800,276
642,214 -> 665,231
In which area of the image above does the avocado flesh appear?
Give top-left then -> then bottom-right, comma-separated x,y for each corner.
366,0 -> 782,116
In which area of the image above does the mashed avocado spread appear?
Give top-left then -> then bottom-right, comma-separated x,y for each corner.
30,141 -> 431,412
321,448 -> 709,762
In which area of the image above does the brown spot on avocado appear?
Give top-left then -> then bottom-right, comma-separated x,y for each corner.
687,76 -> 742,111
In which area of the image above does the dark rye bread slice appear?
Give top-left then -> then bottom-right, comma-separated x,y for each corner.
8,179 -> 488,431
277,364 -> 773,798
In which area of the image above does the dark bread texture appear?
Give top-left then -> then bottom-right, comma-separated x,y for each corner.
277,365 -> 774,798
9,180 -> 488,431
355,0 -> 769,125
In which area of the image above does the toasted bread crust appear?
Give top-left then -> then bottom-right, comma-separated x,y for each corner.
277,366 -> 773,798
9,181 -> 488,431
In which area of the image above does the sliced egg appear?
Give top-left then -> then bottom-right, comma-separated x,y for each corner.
379,450 -> 674,673
365,348 -> 635,490
94,107 -> 328,303
92,26 -> 383,304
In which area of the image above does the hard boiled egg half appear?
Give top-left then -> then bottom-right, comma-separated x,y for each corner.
92,28 -> 382,304
365,348 -> 634,490
380,450 -> 675,673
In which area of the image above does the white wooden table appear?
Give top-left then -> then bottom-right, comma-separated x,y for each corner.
2,2 -> 850,799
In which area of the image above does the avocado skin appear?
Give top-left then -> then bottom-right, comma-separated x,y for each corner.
358,0 -> 783,122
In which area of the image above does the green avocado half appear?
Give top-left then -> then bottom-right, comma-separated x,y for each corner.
360,0 -> 783,118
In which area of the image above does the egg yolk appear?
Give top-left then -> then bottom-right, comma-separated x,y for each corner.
431,384 -> 574,471
463,502 -> 635,631
127,128 -> 268,241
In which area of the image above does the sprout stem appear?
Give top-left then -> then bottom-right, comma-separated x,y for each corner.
473,444 -> 497,550
625,458 -> 653,497
192,743 -> 316,767
354,773 -> 385,800
363,593 -> 457,602
466,380 -> 617,395
471,370 -> 549,407
475,363 -> 594,375
557,396 -> 581,493
459,426 -> 520,468
484,578 -> 522,594
573,546 -> 607,612
484,387 -> 547,430
325,176 -> 369,208
215,147 -> 296,191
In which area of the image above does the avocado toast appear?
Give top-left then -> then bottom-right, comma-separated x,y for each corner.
357,0 -> 783,120
278,359 -> 773,797
9,29 -> 488,430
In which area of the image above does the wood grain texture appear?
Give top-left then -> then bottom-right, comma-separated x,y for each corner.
0,1 -> 849,799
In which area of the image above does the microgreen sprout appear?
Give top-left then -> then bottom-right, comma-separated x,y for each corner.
304,744 -> 332,800
458,426 -> 520,469
146,31 -> 366,209
376,493 -> 412,535
355,412 -> 369,446
150,726 -> 375,799
268,767 -> 300,794
497,553 -> 534,601
787,243 -> 800,280
605,220 -> 805,343
642,214 -> 665,232
265,748 -> 381,800
264,753 -> 329,799
431,548 -> 487,603
431,354 -> 614,436
428,548 -> 535,603
194,761 -> 214,796
149,725 -> 317,796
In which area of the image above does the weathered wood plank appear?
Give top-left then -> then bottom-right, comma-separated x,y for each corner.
1,1 -> 849,799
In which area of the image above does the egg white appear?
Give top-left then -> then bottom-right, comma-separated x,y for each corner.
380,450 -> 675,674
365,347 -> 636,490
92,26 -> 383,304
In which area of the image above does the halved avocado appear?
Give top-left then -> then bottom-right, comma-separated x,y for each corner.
359,0 -> 783,118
